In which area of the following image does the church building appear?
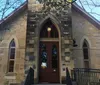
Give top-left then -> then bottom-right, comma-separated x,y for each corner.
0,0 -> 100,85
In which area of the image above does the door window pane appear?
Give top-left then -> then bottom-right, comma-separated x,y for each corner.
41,44 -> 47,68
52,45 -> 57,68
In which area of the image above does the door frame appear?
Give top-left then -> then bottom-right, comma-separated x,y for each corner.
37,16 -> 62,83
38,39 -> 61,83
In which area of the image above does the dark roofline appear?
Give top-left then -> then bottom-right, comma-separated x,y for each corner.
0,1 -> 27,29
72,3 -> 100,29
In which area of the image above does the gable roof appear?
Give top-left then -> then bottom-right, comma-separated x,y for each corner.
0,2 -> 100,30
72,3 -> 100,29
0,1 -> 27,30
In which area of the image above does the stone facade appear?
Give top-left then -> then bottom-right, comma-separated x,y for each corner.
0,11 -> 27,85
72,7 -> 100,69
0,1 -> 100,85
25,0 -> 73,83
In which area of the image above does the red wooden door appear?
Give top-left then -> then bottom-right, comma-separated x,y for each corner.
39,41 -> 59,83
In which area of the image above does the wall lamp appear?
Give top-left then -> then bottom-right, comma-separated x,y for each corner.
73,39 -> 78,47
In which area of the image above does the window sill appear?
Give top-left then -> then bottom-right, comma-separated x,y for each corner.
4,73 -> 16,79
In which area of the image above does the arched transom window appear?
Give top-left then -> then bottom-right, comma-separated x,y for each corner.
40,19 -> 58,38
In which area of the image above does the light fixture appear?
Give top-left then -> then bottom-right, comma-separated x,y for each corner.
66,0 -> 77,3
73,39 -> 78,47
47,27 -> 51,32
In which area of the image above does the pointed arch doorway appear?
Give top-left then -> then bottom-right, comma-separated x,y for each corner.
39,18 -> 60,83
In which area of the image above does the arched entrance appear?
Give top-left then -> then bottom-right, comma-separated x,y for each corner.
39,18 -> 60,83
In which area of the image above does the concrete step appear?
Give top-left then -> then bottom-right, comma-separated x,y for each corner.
34,84 -> 66,85
34,82 -> 77,85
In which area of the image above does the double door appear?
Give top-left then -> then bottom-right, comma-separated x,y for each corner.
39,41 -> 59,83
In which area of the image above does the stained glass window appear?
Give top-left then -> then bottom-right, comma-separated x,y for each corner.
41,44 -> 47,68
52,45 -> 57,68
10,48 -> 15,59
9,61 -> 14,72
83,40 -> 89,68
83,41 -> 89,59
8,39 -> 16,72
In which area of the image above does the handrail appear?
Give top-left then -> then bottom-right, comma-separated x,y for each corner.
24,67 -> 34,85
66,68 -> 73,85
72,68 -> 100,85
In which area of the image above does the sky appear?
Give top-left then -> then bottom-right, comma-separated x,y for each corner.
0,0 -> 26,20
76,0 -> 100,22
0,0 -> 100,22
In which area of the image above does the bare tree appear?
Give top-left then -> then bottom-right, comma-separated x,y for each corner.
76,0 -> 100,21
0,0 -> 27,41
0,0 -> 25,21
